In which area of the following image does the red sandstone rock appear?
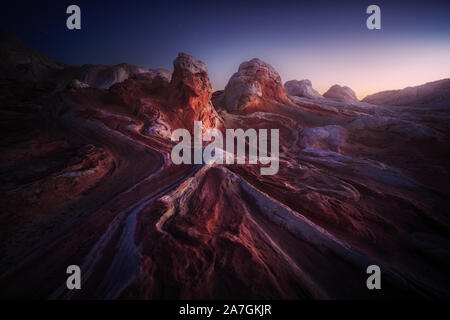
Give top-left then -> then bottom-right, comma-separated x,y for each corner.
0,33 -> 450,300
215,58 -> 289,113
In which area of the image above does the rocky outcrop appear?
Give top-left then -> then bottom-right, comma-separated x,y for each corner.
0,30 -> 67,83
284,79 -> 323,99
143,68 -> 172,83
62,52 -> 222,134
0,30 -> 156,91
168,53 -> 211,108
219,58 -> 288,112
323,84 -> 358,102
67,79 -> 89,90
2,31 -> 450,300
54,63 -> 152,90
167,52 -> 222,131
362,78 -> 450,106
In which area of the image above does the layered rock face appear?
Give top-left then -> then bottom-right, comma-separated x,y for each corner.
323,84 -> 359,102
1,33 -> 450,300
63,52 -> 222,134
216,58 -> 288,112
0,30 -> 157,91
362,78 -> 450,106
167,53 -> 222,131
284,79 -> 323,99
54,63 -> 154,90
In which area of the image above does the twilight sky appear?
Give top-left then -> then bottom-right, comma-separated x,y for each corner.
2,0 -> 450,98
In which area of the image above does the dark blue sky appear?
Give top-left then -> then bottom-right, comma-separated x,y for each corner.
2,0 -> 449,96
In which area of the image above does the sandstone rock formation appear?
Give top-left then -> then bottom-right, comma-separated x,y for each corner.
67,79 -> 89,90
284,79 -> 323,99
362,78 -> 450,106
63,52 -> 222,134
323,84 -> 358,102
54,63 -> 152,90
167,53 -> 222,131
1,32 -> 450,300
0,30 -> 157,91
216,58 -> 288,112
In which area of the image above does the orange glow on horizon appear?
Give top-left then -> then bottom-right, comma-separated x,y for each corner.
209,38 -> 450,100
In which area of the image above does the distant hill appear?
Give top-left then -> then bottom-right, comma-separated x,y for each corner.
0,29 -> 163,90
363,79 -> 450,107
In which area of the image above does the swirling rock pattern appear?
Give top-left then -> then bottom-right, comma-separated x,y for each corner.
0,32 -> 449,299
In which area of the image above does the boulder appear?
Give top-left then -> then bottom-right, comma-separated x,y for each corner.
284,79 -> 323,99
67,79 -> 89,90
167,53 -> 222,131
222,58 -> 287,112
323,84 -> 358,102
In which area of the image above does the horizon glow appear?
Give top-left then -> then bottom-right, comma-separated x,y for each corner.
2,0 -> 449,99
205,37 -> 450,99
